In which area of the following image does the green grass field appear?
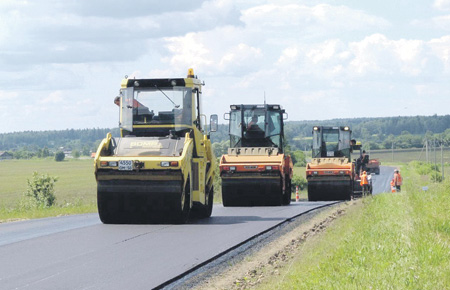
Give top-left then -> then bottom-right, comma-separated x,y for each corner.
0,159 -> 97,207
0,159 -> 97,220
258,164 -> 450,290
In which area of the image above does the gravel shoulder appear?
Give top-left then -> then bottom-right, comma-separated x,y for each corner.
170,199 -> 357,290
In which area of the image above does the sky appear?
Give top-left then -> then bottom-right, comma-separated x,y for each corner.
1,0 -> 450,133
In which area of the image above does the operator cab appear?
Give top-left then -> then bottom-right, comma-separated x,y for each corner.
226,104 -> 286,152
312,126 -> 353,161
117,70 -> 207,138
119,82 -> 195,137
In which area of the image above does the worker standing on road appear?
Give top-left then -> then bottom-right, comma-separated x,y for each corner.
360,171 -> 369,196
394,169 -> 402,192
356,150 -> 368,175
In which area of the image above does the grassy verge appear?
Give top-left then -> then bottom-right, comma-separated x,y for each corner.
258,164 -> 450,289
0,203 -> 97,223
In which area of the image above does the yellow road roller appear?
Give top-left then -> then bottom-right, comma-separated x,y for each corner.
94,69 -> 217,224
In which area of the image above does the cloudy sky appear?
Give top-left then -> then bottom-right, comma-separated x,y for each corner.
1,0 -> 450,133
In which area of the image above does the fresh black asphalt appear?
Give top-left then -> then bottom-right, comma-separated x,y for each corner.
0,166 -> 394,290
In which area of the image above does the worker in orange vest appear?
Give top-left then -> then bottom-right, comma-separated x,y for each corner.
114,96 -> 145,108
360,171 -> 369,196
393,169 -> 403,192
390,178 -> 396,193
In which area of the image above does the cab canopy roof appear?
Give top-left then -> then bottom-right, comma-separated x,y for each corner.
122,78 -> 187,89
229,104 -> 284,112
312,126 -> 351,132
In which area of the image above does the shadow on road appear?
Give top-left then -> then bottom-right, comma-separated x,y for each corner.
189,215 -> 286,225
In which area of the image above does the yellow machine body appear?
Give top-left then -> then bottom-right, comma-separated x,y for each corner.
94,70 -> 216,223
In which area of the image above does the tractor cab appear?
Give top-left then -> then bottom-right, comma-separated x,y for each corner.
226,104 -> 286,152
312,126 -> 355,161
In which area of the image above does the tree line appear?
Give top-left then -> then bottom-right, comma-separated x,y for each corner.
282,114 -> 450,151
211,114 -> 450,150
0,128 -> 120,158
1,115 -> 450,160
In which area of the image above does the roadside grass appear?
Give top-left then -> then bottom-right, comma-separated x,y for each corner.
0,203 -> 97,222
0,159 -> 97,221
258,163 -> 450,289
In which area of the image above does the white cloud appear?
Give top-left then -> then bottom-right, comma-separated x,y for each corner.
241,3 -> 390,35
40,91 -> 64,104
429,35 -> 450,72
431,14 -> 450,30
434,0 -> 450,11
1,1 -> 450,132
0,0 -> 241,68
348,34 -> 428,77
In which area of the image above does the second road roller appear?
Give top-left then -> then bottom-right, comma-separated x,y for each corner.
219,104 -> 293,206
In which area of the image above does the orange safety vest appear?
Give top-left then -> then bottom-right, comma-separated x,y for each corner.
394,173 -> 403,185
360,173 -> 368,186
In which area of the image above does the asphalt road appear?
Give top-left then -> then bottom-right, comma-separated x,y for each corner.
371,165 -> 396,194
0,166 -> 394,290
0,202 -> 336,290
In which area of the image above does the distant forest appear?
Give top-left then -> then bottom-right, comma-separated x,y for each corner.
212,114 -> 450,151
284,114 -> 450,151
1,115 -> 450,158
0,128 -> 120,155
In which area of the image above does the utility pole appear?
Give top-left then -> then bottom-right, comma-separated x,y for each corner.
441,138 -> 444,181
392,142 -> 394,162
425,138 -> 429,163
434,138 -> 437,174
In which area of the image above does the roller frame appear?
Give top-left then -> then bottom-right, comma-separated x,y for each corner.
97,178 -> 189,224
221,172 -> 284,206
307,176 -> 352,201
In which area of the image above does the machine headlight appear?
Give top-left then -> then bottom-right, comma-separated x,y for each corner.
160,161 -> 179,167
100,161 -> 118,167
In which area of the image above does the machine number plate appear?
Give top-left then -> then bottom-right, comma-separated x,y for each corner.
118,160 -> 133,171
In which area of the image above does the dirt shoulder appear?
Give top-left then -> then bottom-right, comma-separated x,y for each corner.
186,200 -> 357,290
